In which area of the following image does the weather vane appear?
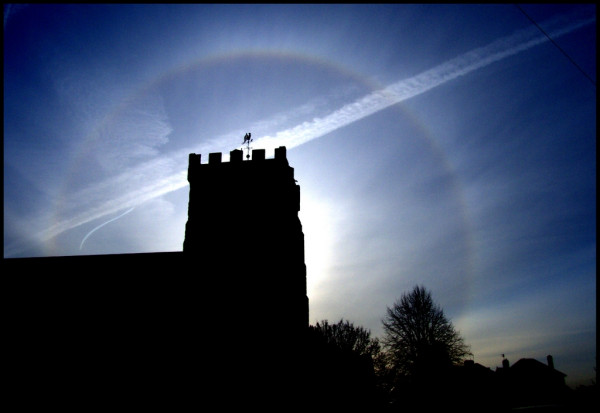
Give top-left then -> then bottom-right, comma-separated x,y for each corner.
242,132 -> 252,160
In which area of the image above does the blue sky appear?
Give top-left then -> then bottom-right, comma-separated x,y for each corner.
4,4 -> 595,387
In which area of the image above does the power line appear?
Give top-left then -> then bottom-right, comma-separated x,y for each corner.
514,4 -> 596,88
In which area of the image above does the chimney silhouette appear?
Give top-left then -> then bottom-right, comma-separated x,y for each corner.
547,355 -> 554,369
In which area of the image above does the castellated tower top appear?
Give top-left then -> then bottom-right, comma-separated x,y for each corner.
185,146 -> 298,214
187,146 -> 290,180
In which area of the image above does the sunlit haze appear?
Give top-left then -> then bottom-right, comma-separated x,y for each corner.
4,4 -> 595,387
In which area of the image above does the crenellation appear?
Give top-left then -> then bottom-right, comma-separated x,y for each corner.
252,148 -> 266,161
208,152 -> 222,164
189,146 -> 289,165
230,149 -> 243,163
187,153 -> 201,183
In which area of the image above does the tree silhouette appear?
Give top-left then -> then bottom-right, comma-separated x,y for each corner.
307,319 -> 383,408
381,285 -> 471,381
311,319 -> 381,358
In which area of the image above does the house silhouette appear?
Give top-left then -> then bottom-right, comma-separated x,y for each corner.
495,355 -> 571,408
413,355 -> 573,411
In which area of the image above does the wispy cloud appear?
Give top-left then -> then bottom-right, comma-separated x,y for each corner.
93,91 -> 173,170
21,10 -> 595,252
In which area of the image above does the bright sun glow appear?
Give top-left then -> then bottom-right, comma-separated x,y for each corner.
299,192 -> 334,297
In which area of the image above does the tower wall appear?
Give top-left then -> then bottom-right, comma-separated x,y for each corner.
184,146 -> 308,336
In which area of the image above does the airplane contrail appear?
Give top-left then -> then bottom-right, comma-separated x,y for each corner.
32,10 -> 595,246
255,14 -> 595,150
79,207 -> 135,250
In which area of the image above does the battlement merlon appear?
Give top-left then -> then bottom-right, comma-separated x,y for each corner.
187,153 -> 201,182
187,146 -> 292,183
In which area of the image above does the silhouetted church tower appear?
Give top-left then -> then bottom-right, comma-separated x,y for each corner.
184,146 -> 308,339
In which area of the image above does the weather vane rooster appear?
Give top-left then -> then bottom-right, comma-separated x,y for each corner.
242,132 -> 252,160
